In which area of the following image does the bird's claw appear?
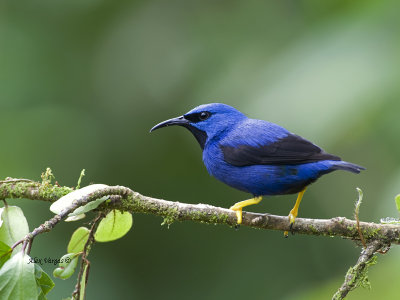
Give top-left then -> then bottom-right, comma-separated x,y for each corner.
230,206 -> 243,225
284,212 -> 297,237
289,222 -> 294,231
289,222 -> 295,236
288,211 -> 297,224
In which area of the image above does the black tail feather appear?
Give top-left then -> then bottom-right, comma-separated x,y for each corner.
332,161 -> 366,174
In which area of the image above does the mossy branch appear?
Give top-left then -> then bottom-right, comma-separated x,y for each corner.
332,240 -> 382,300
1,176 -> 395,299
1,178 -> 399,244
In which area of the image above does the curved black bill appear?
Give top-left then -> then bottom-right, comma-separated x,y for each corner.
150,116 -> 189,132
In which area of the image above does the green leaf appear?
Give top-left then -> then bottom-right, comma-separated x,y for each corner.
95,210 -> 133,242
0,252 -> 38,300
68,196 -> 109,217
67,227 -> 90,254
34,264 -> 55,298
79,264 -> 89,300
0,206 -> 29,253
0,241 -> 12,268
49,184 -> 108,222
53,253 -> 79,280
65,214 -> 86,222
395,194 -> 400,214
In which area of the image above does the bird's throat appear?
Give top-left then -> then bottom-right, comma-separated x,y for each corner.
185,126 -> 207,149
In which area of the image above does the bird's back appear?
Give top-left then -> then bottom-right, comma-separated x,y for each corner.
203,117 -> 363,196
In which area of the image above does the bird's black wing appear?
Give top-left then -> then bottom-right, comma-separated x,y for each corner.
220,134 -> 341,167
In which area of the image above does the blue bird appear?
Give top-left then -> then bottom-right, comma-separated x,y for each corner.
150,103 -> 364,235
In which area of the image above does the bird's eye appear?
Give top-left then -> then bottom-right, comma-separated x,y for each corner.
183,111 -> 212,123
199,111 -> 210,121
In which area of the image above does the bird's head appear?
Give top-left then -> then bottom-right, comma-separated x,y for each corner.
150,103 -> 246,149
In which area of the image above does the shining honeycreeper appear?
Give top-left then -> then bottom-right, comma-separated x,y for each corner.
150,103 -> 365,235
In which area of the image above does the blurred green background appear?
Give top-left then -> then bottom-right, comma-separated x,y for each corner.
1,0 -> 400,299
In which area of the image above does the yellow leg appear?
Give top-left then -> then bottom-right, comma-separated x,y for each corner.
284,188 -> 307,237
230,196 -> 263,224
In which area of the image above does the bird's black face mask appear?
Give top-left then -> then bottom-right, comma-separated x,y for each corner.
150,115 -> 208,149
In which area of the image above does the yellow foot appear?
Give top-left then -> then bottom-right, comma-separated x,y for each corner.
283,209 -> 298,237
288,208 -> 297,225
283,188 -> 306,237
229,207 -> 243,224
230,196 -> 262,225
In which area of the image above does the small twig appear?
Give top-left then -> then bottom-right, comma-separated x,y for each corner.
10,187 -> 127,255
26,237 -> 33,255
11,239 -> 25,251
354,188 -> 367,248
76,169 -> 85,190
73,214 -> 102,299
21,240 -> 29,253
332,240 -> 383,299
